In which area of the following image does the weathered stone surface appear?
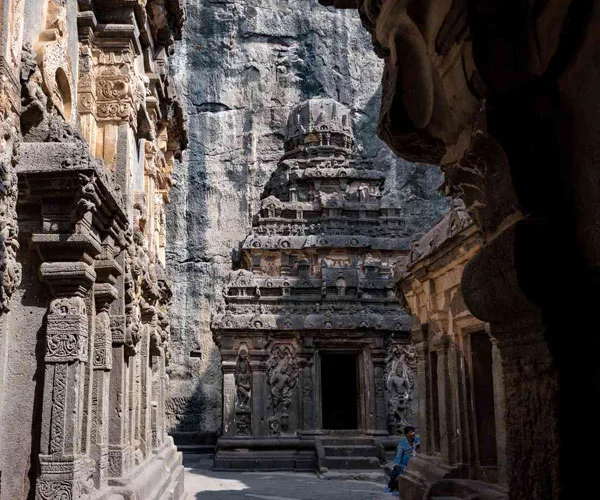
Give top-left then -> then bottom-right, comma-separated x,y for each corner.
0,1 -> 186,498
166,0 -> 448,438
319,1 -> 600,498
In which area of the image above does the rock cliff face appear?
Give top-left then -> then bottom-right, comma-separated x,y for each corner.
166,0 -> 448,437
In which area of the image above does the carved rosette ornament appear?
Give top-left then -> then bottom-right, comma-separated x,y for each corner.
266,344 -> 299,434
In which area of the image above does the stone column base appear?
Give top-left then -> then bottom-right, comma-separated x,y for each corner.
398,455 -> 507,500
97,436 -> 184,500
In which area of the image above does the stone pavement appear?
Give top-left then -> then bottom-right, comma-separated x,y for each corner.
184,454 -> 395,500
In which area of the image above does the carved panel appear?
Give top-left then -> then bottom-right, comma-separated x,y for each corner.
236,412 -> 251,437
234,344 -> 251,410
94,51 -> 136,125
266,344 -> 299,433
93,311 -> 112,370
48,363 -> 68,455
46,315 -> 88,363
110,315 -> 125,345
385,344 -> 417,433
35,479 -> 73,500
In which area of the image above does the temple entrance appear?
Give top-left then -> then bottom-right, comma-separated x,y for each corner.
321,352 -> 358,430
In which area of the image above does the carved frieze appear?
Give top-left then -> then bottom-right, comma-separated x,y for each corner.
0,79 -> 21,313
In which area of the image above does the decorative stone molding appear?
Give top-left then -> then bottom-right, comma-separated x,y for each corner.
0,0 -> 186,496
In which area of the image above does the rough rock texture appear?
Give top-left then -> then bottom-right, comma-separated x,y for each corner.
166,0 -> 448,436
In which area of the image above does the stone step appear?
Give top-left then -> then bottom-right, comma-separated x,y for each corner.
176,444 -> 215,454
318,469 -> 387,482
323,445 -> 378,457
321,437 -> 374,447
324,456 -> 381,470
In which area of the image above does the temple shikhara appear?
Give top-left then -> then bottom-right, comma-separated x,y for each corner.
1,0 -> 598,499
212,98 -> 416,469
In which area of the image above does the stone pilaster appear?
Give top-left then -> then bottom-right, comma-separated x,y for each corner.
222,354 -> 236,436
250,349 -> 268,437
492,318 -> 557,497
490,336 -> 507,486
300,354 -> 316,433
108,313 -> 131,479
434,335 -> 458,465
373,356 -> 388,434
36,262 -> 96,499
139,309 -> 156,458
414,340 -> 430,453
90,278 -> 119,488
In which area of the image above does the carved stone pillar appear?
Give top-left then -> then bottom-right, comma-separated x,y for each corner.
150,345 -> 167,449
462,226 -> 559,498
108,313 -> 131,478
300,359 -> 316,433
222,356 -> 236,436
373,358 -> 387,434
139,308 -> 156,459
361,349 -> 376,433
251,348 -> 268,437
413,338 -> 430,453
490,336 -> 507,486
434,336 -> 458,465
90,273 -> 119,488
36,262 -> 96,499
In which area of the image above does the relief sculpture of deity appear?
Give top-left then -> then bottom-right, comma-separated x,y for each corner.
235,344 -> 251,411
266,344 -> 298,434
386,344 -> 417,433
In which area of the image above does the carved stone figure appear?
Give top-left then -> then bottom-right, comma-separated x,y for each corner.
266,345 -> 299,431
386,344 -> 416,433
235,345 -> 252,411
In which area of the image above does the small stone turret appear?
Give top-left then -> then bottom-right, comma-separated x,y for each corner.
284,98 -> 355,153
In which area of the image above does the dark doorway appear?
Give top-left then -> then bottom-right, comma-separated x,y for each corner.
321,353 -> 358,429
471,331 -> 498,467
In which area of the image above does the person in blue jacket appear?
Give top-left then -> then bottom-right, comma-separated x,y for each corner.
386,425 -> 420,494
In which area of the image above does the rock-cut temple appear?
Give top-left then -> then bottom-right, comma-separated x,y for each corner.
212,98 -> 418,471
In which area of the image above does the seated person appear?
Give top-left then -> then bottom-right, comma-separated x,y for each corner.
386,426 -> 420,494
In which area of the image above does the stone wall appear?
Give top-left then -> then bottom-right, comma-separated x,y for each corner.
166,0 -> 448,437
0,1 -> 187,498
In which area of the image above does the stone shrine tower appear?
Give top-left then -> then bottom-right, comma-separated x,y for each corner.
212,99 -> 416,471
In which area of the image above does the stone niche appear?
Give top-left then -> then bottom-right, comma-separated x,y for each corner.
0,1 -> 186,498
212,99 -> 417,471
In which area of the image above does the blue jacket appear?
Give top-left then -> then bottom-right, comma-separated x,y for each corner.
393,435 -> 420,471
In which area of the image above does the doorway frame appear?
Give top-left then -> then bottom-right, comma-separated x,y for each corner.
315,348 -> 367,432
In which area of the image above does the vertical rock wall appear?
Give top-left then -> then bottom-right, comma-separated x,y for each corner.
166,0 -> 448,437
